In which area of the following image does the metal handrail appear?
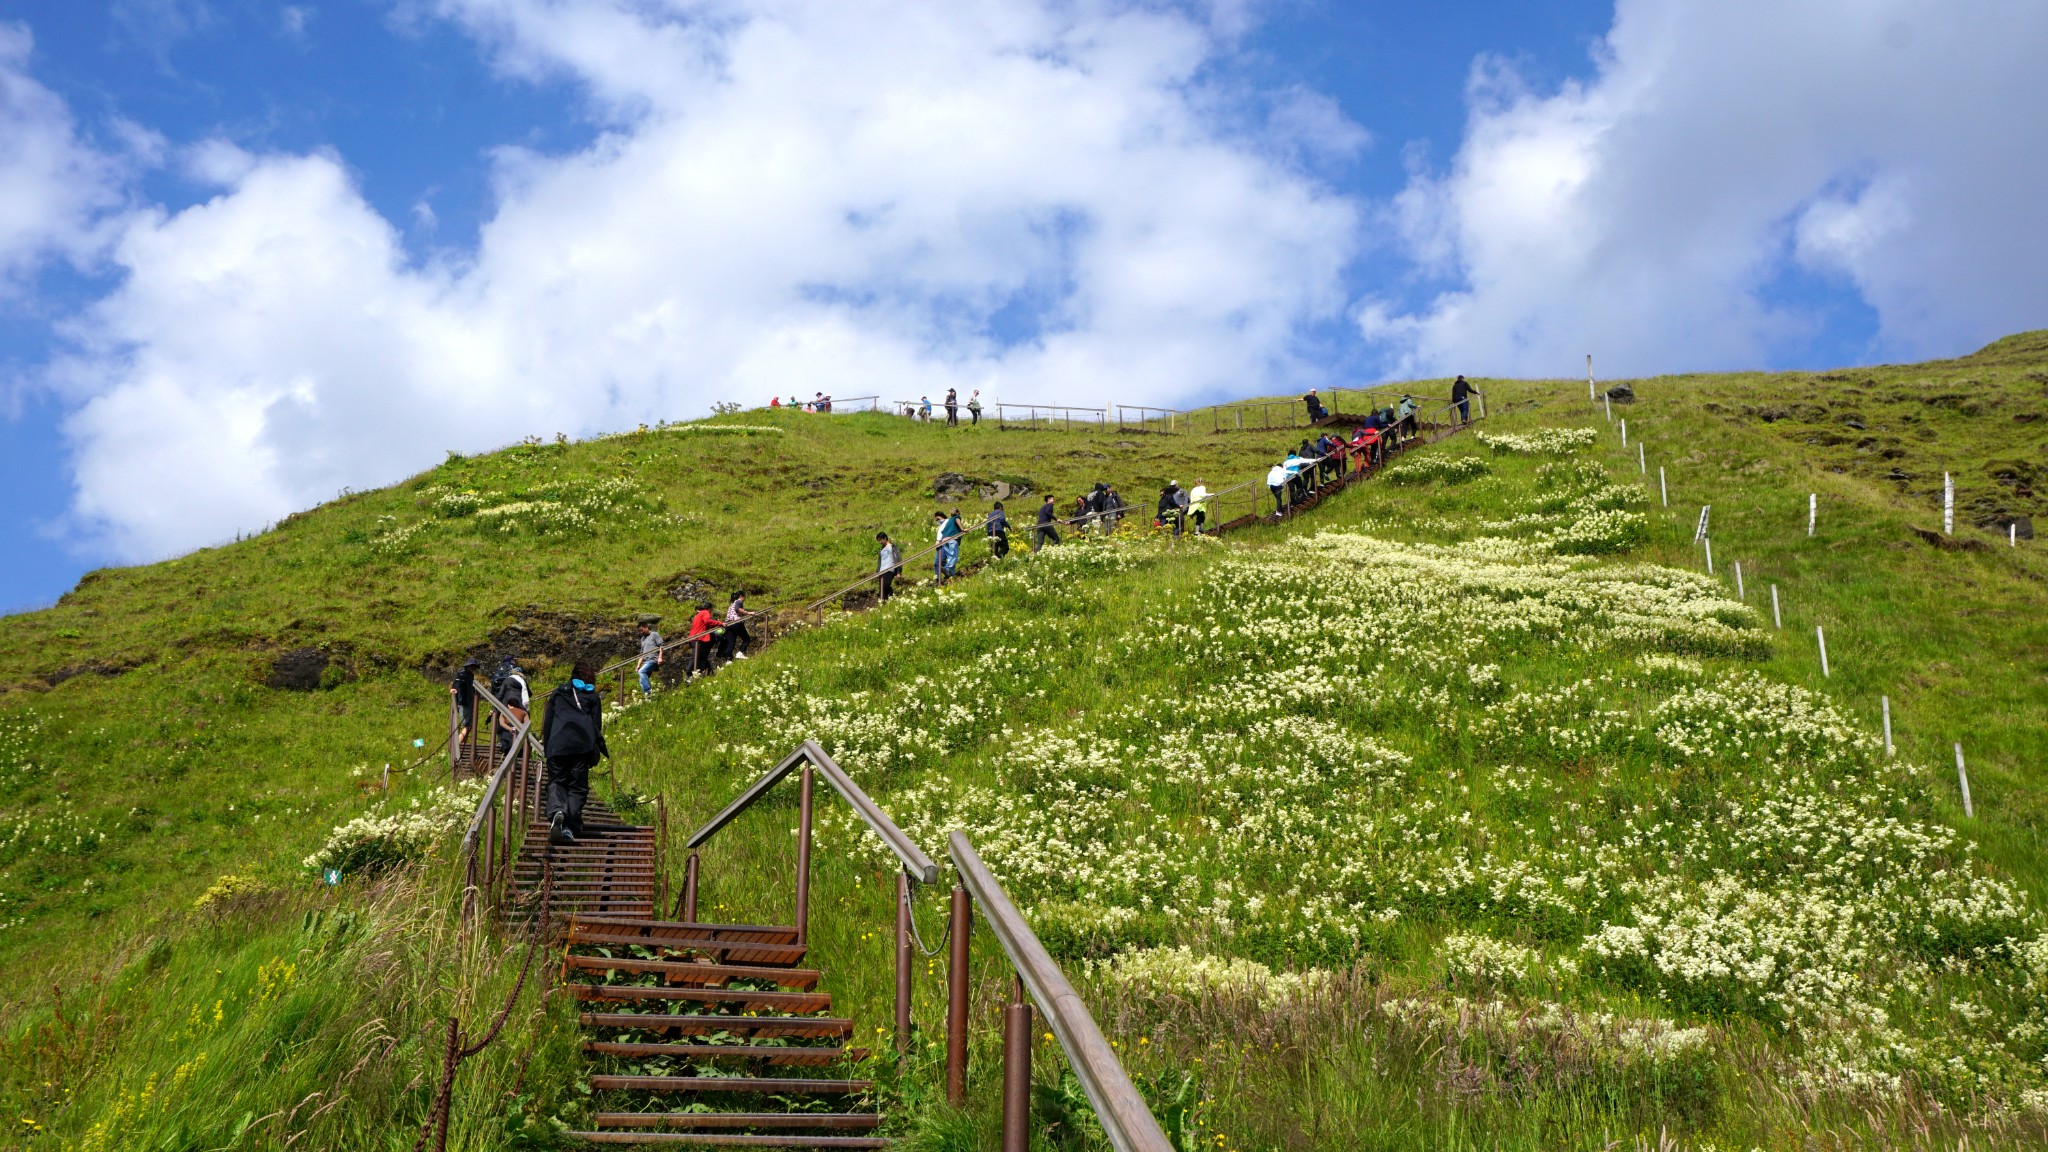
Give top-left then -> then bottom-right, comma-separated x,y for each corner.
685,739 -> 938,883
460,720 -> 527,856
950,832 -> 1173,1152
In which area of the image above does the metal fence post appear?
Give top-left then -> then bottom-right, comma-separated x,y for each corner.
795,766 -> 814,946
896,874 -> 914,1054
947,886 -> 971,1103
1002,974 -> 1032,1152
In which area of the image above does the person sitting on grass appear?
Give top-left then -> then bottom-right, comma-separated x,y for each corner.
541,661 -> 608,846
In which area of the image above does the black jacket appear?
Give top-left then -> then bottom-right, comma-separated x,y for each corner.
1452,378 -> 1472,401
542,683 -> 609,760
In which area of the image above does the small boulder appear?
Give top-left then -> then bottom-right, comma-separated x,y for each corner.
933,472 -> 976,500
1604,384 -> 1636,403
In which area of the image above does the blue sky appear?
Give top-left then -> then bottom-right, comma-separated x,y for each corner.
2,0 -> 2044,613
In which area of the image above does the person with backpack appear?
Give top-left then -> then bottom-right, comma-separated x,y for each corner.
1187,481 -> 1210,535
967,390 -> 983,425
1303,389 -> 1328,422
877,532 -> 903,600
1396,394 -> 1419,439
1034,494 -> 1061,551
1088,483 -> 1111,534
986,501 -> 1011,559
450,657 -> 479,745
540,661 -> 608,846
944,388 -> 959,427
1106,486 -> 1126,532
687,602 -> 720,677
721,592 -> 755,661
635,621 -> 664,697
1156,482 -> 1184,537
490,655 -> 530,758
1451,375 -> 1479,424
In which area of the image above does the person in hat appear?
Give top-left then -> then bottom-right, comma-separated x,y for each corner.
449,657 -> 480,745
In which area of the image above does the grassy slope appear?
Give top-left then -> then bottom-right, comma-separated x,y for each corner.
0,335 -> 2042,1149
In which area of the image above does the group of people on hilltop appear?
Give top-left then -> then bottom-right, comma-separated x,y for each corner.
904,388 -> 983,426
771,393 -> 835,412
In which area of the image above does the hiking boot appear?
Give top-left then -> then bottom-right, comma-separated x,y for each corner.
733,651 -> 748,660
549,812 -> 574,846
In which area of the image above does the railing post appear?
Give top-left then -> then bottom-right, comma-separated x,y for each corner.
947,885 -> 971,1104
448,699 -> 460,781
682,851 -> 700,922
896,873 -> 914,1054
794,765 -> 815,946
1002,974 -> 1032,1152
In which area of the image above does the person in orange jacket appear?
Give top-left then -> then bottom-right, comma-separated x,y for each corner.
687,601 -> 721,677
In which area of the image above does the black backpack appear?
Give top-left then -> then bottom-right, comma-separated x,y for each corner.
546,686 -> 601,757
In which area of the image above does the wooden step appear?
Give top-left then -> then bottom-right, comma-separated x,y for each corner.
572,986 -> 833,1014
584,1042 -> 863,1067
564,956 -> 820,989
581,1014 -> 851,1039
568,930 -> 806,967
567,1132 -> 886,1148
588,1076 -> 872,1095
594,1114 -> 880,1132
571,919 -> 799,946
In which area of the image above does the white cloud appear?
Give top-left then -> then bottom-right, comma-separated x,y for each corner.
1369,0 -> 2048,378
50,0 -> 1364,561
0,24 -> 124,289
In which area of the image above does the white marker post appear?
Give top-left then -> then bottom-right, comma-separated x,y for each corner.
1588,354 -> 1595,401
2012,523 -> 2018,547
1882,696 -> 1894,757
1817,626 -> 1829,678
1944,472 -> 1954,535
1808,493 -> 1817,537
1638,442 -> 1646,474
1704,537 -> 1714,575
1734,560 -> 1745,600
1604,392 -> 1612,422
1694,505 -> 1711,544
1771,584 -> 1782,629
1659,467 -> 1668,507
1620,418 -> 1628,446
1955,743 -> 1973,818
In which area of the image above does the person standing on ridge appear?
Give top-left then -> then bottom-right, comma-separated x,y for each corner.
1451,375 -> 1479,424
541,661 -> 608,846
1303,389 -> 1328,422
635,621 -> 664,698
450,657 -> 479,746
944,388 -> 959,427
877,532 -> 903,601
986,500 -> 1011,559
919,396 -> 933,422
721,591 -> 754,661
1035,493 -> 1061,551
967,390 -> 983,425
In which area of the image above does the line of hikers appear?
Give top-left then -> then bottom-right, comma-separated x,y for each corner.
900,387 -> 983,425
448,652 -> 604,846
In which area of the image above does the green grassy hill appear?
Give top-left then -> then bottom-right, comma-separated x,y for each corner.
2,334 -> 2045,1150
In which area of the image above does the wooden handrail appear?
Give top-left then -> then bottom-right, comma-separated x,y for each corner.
949,832 -> 1173,1152
685,740 -> 939,884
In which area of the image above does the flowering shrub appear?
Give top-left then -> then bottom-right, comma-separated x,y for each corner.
1386,455 -> 1492,485
1476,427 -> 1599,455
1442,933 -> 1536,989
301,781 -> 482,877
410,476 -> 660,540
1091,946 -> 1329,1007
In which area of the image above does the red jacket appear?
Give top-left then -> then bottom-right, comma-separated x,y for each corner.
689,609 -> 719,641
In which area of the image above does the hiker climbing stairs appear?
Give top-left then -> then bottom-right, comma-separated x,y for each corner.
507,797 -> 659,922
561,915 -> 885,1148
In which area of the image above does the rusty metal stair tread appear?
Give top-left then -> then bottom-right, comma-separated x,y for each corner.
581,1014 -> 851,1038
588,1076 -> 873,1094
593,1114 -> 881,1131
566,1133 -> 887,1148
571,918 -> 799,943
564,956 -> 821,989
584,1041 -> 865,1065
567,932 -> 806,966
572,986 -> 835,1013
